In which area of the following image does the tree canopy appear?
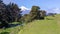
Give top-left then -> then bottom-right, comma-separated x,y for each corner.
0,0 -> 22,28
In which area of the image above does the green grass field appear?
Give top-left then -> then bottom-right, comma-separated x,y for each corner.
0,15 -> 60,34
18,15 -> 60,34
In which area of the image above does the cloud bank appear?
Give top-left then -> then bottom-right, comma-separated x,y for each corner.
47,8 -> 60,14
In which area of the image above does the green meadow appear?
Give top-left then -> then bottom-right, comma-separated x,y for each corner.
18,15 -> 60,34
0,15 -> 60,34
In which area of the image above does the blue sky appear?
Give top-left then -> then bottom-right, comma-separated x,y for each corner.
3,0 -> 60,14
3,0 -> 60,9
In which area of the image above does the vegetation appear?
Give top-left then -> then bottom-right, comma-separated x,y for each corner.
0,0 -> 58,34
0,0 -> 22,28
21,6 -> 46,23
0,0 -> 46,28
18,15 -> 60,34
0,22 -> 21,34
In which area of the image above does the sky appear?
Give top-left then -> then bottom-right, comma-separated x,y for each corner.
3,0 -> 60,14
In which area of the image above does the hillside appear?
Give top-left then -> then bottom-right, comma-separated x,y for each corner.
18,14 -> 60,34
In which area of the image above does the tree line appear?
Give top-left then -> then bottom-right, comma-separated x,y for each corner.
0,0 -> 46,28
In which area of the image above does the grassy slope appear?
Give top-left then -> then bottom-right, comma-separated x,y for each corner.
18,15 -> 60,34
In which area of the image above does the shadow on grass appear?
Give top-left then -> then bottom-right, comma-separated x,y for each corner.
9,24 -> 21,28
0,23 -> 21,29
0,22 -> 23,29
46,18 -> 54,20
0,32 -> 9,34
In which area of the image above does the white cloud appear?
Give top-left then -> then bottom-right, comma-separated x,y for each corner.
19,6 -> 30,11
47,8 -> 60,14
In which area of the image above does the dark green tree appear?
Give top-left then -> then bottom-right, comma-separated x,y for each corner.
7,3 -> 21,22
38,10 -> 46,19
0,0 -> 22,28
29,6 -> 40,20
0,0 -> 8,28
29,6 -> 46,21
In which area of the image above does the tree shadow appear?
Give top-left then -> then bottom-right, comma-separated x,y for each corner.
0,32 -> 9,34
46,18 -> 54,20
0,23 -> 21,29
8,24 -> 21,28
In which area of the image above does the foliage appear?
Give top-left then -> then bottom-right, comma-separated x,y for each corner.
0,0 -> 22,28
21,6 -> 46,23
29,6 -> 40,20
30,6 -> 46,20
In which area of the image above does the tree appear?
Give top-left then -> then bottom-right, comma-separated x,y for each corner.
21,14 -> 31,23
7,3 -> 21,22
0,0 -> 22,28
29,6 -> 46,21
0,0 -> 3,3
39,10 -> 46,19
0,0 -> 8,28
29,6 -> 40,20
